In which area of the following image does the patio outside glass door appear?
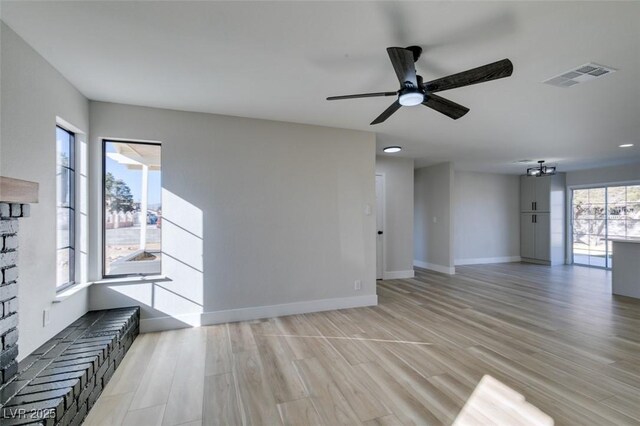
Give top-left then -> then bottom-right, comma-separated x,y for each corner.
572,184 -> 640,269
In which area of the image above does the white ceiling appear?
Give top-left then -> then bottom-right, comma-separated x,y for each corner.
2,1 -> 640,173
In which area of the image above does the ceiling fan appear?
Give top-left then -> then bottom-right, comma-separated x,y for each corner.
327,46 -> 513,124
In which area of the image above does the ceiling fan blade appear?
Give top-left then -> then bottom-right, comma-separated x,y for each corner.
371,100 -> 402,125
422,94 -> 470,120
424,59 -> 513,93
327,91 -> 397,101
387,47 -> 418,87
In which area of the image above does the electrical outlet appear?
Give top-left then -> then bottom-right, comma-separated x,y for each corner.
43,308 -> 50,327
354,280 -> 362,290
433,216 -> 437,223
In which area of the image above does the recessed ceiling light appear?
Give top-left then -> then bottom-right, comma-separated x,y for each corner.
619,143 -> 634,148
383,146 -> 402,153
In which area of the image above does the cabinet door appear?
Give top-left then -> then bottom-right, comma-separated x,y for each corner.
520,177 -> 536,212
521,213 -> 536,259
534,177 -> 551,212
535,213 -> 551,261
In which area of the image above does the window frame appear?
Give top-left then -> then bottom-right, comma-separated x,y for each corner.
56,125 -> 76,291
102,139 -> 162,278
570,182 -> 640,270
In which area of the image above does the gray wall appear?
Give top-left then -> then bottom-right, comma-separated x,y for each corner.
1,23 -> 90,359
414,162 -> 454,273
454,171 -> 520,264
88,102 -> 377,330
566,162 -> 640,187
375,156 -> 414,276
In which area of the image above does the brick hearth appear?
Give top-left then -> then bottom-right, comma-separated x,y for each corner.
0,203 -> 30,386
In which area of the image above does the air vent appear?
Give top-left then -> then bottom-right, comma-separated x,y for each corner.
543,63 -> 616,88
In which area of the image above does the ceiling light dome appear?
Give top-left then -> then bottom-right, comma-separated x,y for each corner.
398,92 -> 424,106
383,146 -> 402,153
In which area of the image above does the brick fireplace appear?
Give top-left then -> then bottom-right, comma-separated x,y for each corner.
0,177 -> 38,387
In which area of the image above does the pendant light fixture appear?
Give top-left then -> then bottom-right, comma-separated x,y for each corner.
527,160 -> 556,177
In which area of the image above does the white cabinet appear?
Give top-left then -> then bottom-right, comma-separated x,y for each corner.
534,178 -> 551,212
534,213 -> 551,261
520,178 -> 536,212
520,175 -> 565,265
521,213 -> 551,261
521,213 -> 536,259
521,176 -> 551,212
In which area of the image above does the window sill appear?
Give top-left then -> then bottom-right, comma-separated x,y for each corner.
54,281 -> 93,303
92,275 -> 171,286
53,275 -> 170,303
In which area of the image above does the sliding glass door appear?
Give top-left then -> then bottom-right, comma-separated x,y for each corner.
572,184 -> 640,269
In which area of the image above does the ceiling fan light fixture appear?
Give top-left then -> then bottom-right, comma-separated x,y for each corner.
398,92 -> 424,106
383,146 -> 402,153
326,46 -> 513,124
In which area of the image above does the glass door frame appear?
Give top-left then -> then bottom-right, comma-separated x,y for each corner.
570,186 -> 609,269
569,181 -> 640,270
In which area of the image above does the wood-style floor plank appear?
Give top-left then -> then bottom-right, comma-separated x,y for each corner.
163,328 -> 207,426
232,350 -> 282,425
128,330 -> 184,411
204,324 -> 232,376
84,392 -> 134,426
293,357 -> 362,425
203,373 -> 242,426
89,263 -> 640,425
276,398 -> 323,426
102,332 -> 159,397
122,405 -> 166,426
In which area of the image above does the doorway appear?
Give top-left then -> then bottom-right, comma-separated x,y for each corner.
571,184 -> 640,269
375,174 -> 385,280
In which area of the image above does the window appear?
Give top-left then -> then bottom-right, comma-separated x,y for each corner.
572,184 -> 640,269
103,140 -> 162,277
56,126 -> 75,288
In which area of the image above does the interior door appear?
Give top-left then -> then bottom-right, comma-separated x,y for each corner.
375,175 -> 384,280
535,213 -> 551,261
521,213 -> 535,259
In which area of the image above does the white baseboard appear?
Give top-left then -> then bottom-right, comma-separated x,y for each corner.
382,270 -> 415,280
455,256 -> 521,266
140,294 -> 378,333
413,260 -> 455,275
141,312 -> 202,332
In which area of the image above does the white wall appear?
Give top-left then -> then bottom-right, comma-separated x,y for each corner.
88,102 -> 377,331
375,156 -> 414,279
566,162 -> 640,187
454,171 -> 520,265
0,22 -> 90,359
413,162 -> 455,274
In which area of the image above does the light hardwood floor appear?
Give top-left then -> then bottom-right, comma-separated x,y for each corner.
85,263 -> 640,426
